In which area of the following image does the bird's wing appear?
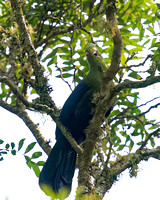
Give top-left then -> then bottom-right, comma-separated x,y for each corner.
59,79 -> 91,124
56,79 -> 94,141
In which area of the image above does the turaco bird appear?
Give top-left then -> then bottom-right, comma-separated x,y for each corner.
39,43 -> 112,197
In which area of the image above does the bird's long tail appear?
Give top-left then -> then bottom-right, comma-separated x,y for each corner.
39,141 -> 76,196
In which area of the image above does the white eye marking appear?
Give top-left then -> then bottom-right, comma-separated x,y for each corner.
93,51 -> 99,56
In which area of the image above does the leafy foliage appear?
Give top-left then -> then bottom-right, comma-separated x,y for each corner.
0,0 -> 160,199
0,138 -> 43,177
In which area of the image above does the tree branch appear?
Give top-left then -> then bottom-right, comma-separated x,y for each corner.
77,1 -> 123,195
115,75 -> 160,93
10,0 -> 57,108
0,76 -> 83,155
34,25 -> 74,48
0,99 -> 51,155
95,146 -> 160,197
139,128 -> 160,150
104,0 -> 123,82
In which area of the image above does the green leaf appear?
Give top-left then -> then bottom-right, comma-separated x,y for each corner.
0,157 -> 4,161
25,155 -> 32,168
25,155 -> 31,162
143,39 -> 150,46
131,131 -> 140,136
150,137 -> 155,147
56,73 -> 73,79
147,26 -> 155,35
31,151 -> 42,159
25,142 -> 36,154
139,26 -> 145,41
31,88 -> 36,94
117,144 -> 125,151
151,41 -> 160,48
128,71 -> 142,80
37,161 -> 45,166
11,142 -> 15,149
5,143 -> 10,149
11,150 -> 16,156
1,151 -> 7,155
129,140 -> 134,151
18,138 -> 25,151
32,163 -> 40,177
0,139 -> 4,144
25,155 -> 40,177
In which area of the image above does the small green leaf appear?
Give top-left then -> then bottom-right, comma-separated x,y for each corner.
0,151 -> 7,155
139,26 -> 144,41
129,140 -> 134,151
117,144 -> 125,151
11,142 -> 15,149
31,88 -> 36,94
32,163 -> 40,177
56,73 -> 73,79
11,150 -> 16,156
131,131 -> 140,136
147,26 -> 155,35
25,155 -> 31,162
0,157 -> 4,161
128,71 -> 142,80
37,161 -> 45,166
25,157 -> 32,168
5,143 -> 10,149
18,138 -> 25,151
31,151 -> 42,159
25,142 -> 36,154
150,137 -> 155,147
0,140 -> 4,144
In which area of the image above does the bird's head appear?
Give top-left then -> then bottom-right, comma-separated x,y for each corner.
85,43 -> 107,73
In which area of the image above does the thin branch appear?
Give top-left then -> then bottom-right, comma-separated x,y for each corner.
34,25 -> 74,48
138,96 -> 160,109
139,128 -> 160,150
81,27 -> 95,43
55,64 -> 73,91
0,76 -> 83,155
109,101 -> 160,125
139,102 -> 160,117
0,99 -> 51,155
34,1 -> 105,49
115,75 -> 160,94
95,146 -> 160,197
120,54 -> 153,69
114,96 -> 160,120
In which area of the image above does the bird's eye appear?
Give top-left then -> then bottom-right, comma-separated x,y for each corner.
93,52 -> 99,56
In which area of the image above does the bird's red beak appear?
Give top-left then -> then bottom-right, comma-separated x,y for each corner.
85,51 -> 89,56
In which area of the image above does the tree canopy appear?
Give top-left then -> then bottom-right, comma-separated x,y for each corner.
0,0 -> 160,199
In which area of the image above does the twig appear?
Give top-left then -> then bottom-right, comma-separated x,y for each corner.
0,99 -> 51,155
114,75 -> 160,93
120,54 -> 153,69
55,65 -> 73,91
138,96 -> 160,109
95,146 -> 160,197
0,76 -> 83,155
139,128 -> 160,150
81,27 -> 95,43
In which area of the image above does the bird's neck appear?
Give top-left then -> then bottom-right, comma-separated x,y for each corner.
86,67 -> 103,92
